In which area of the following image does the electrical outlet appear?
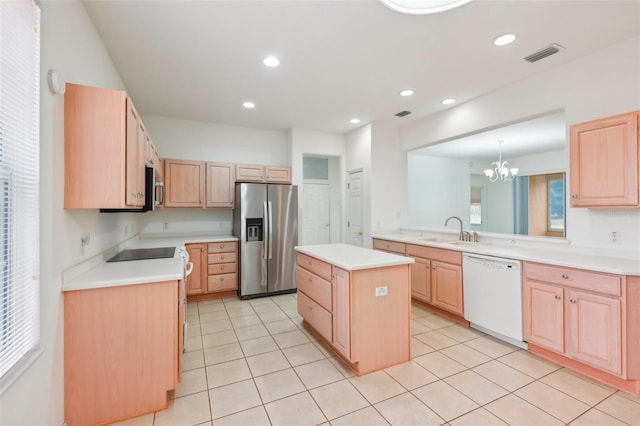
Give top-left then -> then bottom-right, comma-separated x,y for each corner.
609,231 -> 620,245
509,239 -> 519,246
375,286 -> 388,297
80,233 -> 90,255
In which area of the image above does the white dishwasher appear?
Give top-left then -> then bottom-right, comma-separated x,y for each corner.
463,253 -> 527,348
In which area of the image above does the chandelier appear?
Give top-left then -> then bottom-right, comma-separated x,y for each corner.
484,141 -> 518,182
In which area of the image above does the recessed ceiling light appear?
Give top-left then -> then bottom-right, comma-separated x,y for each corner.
442,98 -> 456,105
494,33 -> 516,46
380,0 -> 474,15
350,118 -> 361,124
243,102 -> 255,109
400,89 -> 414,97
263,56 -> 280,67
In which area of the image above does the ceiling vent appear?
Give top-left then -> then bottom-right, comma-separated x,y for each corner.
524,43 -> 564,63
395,110 -> 411,117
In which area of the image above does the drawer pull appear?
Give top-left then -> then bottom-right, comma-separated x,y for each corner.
220,265 -> 224,270
555,295 -> 561,300
562,274 -> 569,279
221,255 -> 224,260
569,298 -> 576,304
308,261 -> 312,265
308,277 -> 312,282
220,244 -> 224,248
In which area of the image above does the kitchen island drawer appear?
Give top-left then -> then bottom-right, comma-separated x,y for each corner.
208,252 -> 237,264
298,291 -> 332,342
297,266 -> 332,311
373,239 -> 406,254
523,262 -> 621,296
208,242 -> 237,254
297,253 -> 332,281
207,263 -> 237,275
207,273 -> 237,292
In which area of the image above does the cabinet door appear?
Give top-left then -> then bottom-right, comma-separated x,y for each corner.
206,162 -> 235,208
430,261 -> 463,315
164,160 -> 205,207
265,166 -> 292,183
410,257 -> 430,303
522,280 -> 564,353
332,267 -> 351,360
566,289 -> 622,375
125,100 -> 144,206
186,244 -> 206,295
570,112 -> 638,207
177,279 -> 185,385
235,164 -> 264,182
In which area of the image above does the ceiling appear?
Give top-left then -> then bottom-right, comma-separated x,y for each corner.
411,111 -> 566,159
83,0 -> 640,134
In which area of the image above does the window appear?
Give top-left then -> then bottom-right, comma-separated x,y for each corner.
547,174 -> 565,232
303,157 -> 329,180
0,0 -> 40,381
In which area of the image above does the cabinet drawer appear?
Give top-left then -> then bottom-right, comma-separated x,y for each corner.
297,267 -> 332,311
297,253 -> 332,281
208,252 -> 237,264
406,244 -> 461,265
207,273 -> 237,292
297,291 -> 332,342
208,241 -> 237,254
373,239 -> 406,254
523,262 -> 621,296
207,263 -> 237,275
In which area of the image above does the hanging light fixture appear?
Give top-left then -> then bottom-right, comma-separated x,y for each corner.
484,141 -> 519,182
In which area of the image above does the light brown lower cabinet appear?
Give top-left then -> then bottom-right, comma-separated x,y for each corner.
64,280 -> 184,426
523,262 -> 640,396
296,252 -> 410,375
186,241 -> 238,297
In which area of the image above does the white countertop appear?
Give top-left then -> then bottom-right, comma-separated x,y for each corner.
62,234 -> 238,292
372,234 -> 640,276
295,243 -> 414,271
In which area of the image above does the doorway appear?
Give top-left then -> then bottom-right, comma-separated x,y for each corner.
347,169 -> 364,247
301,155 -> 340,245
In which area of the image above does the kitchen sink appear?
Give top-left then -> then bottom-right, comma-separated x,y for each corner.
418,238 -> 486,246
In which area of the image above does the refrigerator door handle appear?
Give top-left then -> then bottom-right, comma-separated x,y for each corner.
263,201 -> 269,260
268,201 -> 273,259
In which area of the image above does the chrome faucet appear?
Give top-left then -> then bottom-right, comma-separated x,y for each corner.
444,216 -> 464,241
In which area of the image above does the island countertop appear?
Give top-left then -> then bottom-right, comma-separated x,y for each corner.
295,243 -> 414,271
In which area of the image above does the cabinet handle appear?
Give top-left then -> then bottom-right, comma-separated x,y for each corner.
221,255 -> 225,260
308,277 -> 312,282
201,248 -> 204,252
570,298 -> 576,304
220,244 -> 224,249
571,194 -> 578,199
221,265 -> 224,270
555,295 -> 561,300
562,274 -> 568,279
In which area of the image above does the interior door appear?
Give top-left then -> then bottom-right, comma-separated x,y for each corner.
267,184 -> 298,293
302,183 -> 330,245
347,170 -> 364,247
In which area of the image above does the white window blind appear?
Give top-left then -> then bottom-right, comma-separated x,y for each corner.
0,0 -> 41,380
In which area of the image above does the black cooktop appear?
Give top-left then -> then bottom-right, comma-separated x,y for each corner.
107,247 -> 176,262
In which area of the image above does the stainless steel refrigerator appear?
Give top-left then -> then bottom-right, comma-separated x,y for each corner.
233,183 -> 298,299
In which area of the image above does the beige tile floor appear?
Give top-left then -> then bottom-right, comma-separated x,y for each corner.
115,294 -> 640,426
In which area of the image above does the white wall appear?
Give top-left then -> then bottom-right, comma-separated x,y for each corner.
370,122 -> 407,233
345,125 -> 372,247
401,36 -> 640,251
289,128 -> 346,244
143,115 -> 289,165
407,155 -> 467,228
1,2 -> 139,425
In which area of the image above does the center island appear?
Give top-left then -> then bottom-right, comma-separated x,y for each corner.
295,243 -> 414,375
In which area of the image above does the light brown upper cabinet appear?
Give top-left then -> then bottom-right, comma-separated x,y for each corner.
206,162 -> 235,208
235,164 -> 291,184
570,111 -> 639,207
164,159 -> 205,207
65,83 -> 150,209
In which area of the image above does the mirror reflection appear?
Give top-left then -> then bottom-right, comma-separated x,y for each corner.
407,112 -> 567,238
